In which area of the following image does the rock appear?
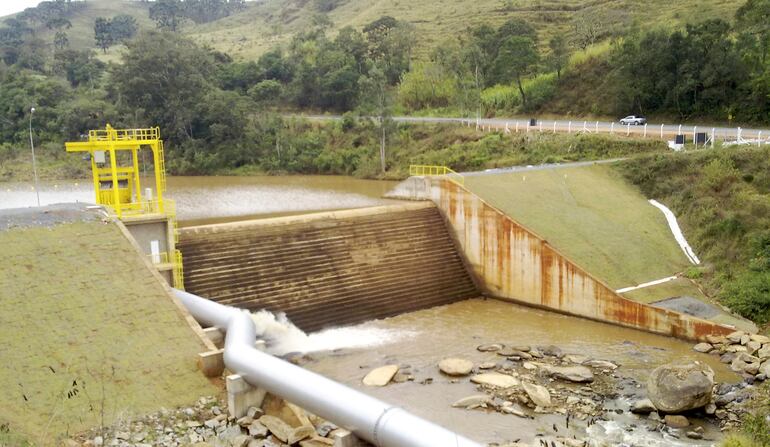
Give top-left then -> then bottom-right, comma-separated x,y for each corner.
746,341 -> 762,355
693,343 -> 713,353
204,418 -> 219,429
299,437 -> 335,447
583,359 -> 618,370
647,362 -> 714,413
452,395 -> 491,408
247,406 -> 264,419
720,352 -> 737,364
63,440 -> 80,447
477,343 -> 503,352
258,415 -> 293,443
664,415 -> 690,428
726,331 -> 745,344
230,435 -> 252,447
686,431 -> 703,440
391,372 -> 412,383
500,405 -> 527,417
522,361 -> 538,370
730,353 -> 760,374
757,344 -> 770,360
249,421 -> 269,438
512,345 -> 531,352
706,334 -> 727,345
470,372 -> 519,388
362,365 -> 399,386
438,358 -> 474,376
726,344 -> 748,353
630,398 -> 656,414
289,425 -> 316,444
509,350 -> 533,360
565,354 -> 589,364
92,437 -> 103,447
479,362 -> 497,369
715,392 -> 736,407
740,334 -> 751,345
705,403 -> 716,415
522,382 -> 551,407
750,334 -> 770,344
759,360 -> 770,377
543,365 -> 594,383
541,345 -> 563,358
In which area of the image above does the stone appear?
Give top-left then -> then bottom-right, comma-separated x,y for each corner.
231,435 -> 253,447
759,360 -> 770,377
522,382 -> 551,407
512,345 -> 531,352
720,352 -> 737,364
438,358 -> 474,376
686,431 -> 703,440
740,334 -> 751,345
664,415 -> 690,428
630,398 -> 656,414
289,425 -> 316,444
509,350 -> 533,360
693,343 -> 713,353
258,415 -> 293,443
477,343 -> 503,352
452,395 -> 491,408
730,353 -> 760,374
726,331 -> 745,344
750,334 -> 770,344
726,345 -> 748,353
541,345 -> 563,358
93,437 -> 103,447
501,404 -> 527,417
747,341 -> 762,355
757,344 -> 770,360
706,334 -> 727,345
705,403 -> 717,415
362,365 -> 399,386
249,421 -> 269,438
299,437 -> 335,447
247,406 -> 264,418
522,361 -> 538,370
543,365 -> 594,383
204,418 -> 219,429
565,354 -> 589,364
479,362 -> 497,369
470,372 -> 520,388
647,362 -> 714,413
583,359 -> 618,370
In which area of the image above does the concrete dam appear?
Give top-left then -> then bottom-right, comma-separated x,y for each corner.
178,202 -> 478,331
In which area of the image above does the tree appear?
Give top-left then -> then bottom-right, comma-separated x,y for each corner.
736,0 -> 770,67
363,16 -> 415,84
548,34 -> 569,80
358,65 -> 393,173
571,10 -> 604,50
110,15 -> 138,42
94,18 -> 114,53
149,0 -> 184,31
493,36 -> 539,107
54,30 -> 69,50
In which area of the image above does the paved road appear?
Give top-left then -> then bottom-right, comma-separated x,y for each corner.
302,114 -> 770,143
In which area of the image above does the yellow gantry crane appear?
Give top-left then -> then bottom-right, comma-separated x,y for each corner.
65,124 -> 184,289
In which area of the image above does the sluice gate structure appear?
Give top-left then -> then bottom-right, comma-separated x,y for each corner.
178,202 -> 478,331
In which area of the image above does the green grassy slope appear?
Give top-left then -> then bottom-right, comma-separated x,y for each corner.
464,163 -> 693,293
0,216 -> 216,445
6,0 -> 743,61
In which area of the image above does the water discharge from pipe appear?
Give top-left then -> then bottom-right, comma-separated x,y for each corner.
249,309 -> 416,356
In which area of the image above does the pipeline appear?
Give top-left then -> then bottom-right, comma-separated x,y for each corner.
173,289 -> 482,447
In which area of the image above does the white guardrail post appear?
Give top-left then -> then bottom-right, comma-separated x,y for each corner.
568,121 -> 571,133
626,123 -> 630,136
610,122 -> 614,134
660,124 -> 664,138
553,121 -> 556,133
693,126 -> 697,148
595,121 -> 599,133
711,128 -> 716,148
644,123 -> 647,137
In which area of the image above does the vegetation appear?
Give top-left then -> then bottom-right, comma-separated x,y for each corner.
616,147 -> 770,325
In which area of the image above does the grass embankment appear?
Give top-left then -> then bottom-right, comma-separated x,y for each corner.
615,147 -> 770,327
463,164 -> 699,302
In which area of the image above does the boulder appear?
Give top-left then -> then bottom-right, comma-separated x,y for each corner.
451,395 -> 491,408
470,372 -> 519,388
730,353 -> 760,374
362,365 -> 399,386
726,345 -> 748,353
726,331 -> 745,344
647,362 -> 714,413
664,415 -> 690,428
630,398 -> 656,414
299,437 -> 335,447
746,341 -> 762,355
541,345 -> 564,358
693,343 -> 713,353
438,358 -> 474,376
258,415 -> 293,443
543,365 -> 594,383
759,360 -> 770,377
750,334 -> 769,344
477,343 -> 503,352
757,344 -> 770,360
522,382 -> 551,407
248,421 -> 269,438
706,334 -> 727,345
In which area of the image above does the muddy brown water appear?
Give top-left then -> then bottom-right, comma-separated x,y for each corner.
302,298 -> 738,446
0,175 -> 399,225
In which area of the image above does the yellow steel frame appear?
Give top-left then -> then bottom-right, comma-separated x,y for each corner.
65,124 -> 166,218
409,164 -> 465,186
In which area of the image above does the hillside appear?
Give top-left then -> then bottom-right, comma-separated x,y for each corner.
4,0 -> 744,61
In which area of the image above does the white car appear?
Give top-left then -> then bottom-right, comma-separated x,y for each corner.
619,115 -> 647,125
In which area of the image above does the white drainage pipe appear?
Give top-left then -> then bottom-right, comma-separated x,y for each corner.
173,289 -> 482,447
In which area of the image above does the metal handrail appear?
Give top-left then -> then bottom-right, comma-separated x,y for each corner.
409,165 -> 465,186
88,127 -> 160,142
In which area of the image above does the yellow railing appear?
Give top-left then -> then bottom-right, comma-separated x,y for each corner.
88,126 -> 160,142
409,165 -> 464,186
173,249 -> 184,290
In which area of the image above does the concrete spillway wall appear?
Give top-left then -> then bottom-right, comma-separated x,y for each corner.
388,177 -> 734,341
178,202 -> 478,332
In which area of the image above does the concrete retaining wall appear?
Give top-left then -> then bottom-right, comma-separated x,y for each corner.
389,177 -> 734,341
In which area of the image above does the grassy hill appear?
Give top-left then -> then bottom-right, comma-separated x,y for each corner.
5,0 -> 744,62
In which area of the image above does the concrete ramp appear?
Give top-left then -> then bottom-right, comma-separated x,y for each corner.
178,203 -> 478,331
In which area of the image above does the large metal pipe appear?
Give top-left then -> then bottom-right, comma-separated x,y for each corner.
173,289 -> 482,447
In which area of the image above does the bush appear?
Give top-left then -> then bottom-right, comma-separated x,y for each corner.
722,271 -> 770,324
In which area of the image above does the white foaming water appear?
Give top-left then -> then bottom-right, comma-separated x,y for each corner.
587,420 -> 716,447
249,310 -> 414,356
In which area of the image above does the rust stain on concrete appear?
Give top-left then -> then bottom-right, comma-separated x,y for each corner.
432,179 -> 734,341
